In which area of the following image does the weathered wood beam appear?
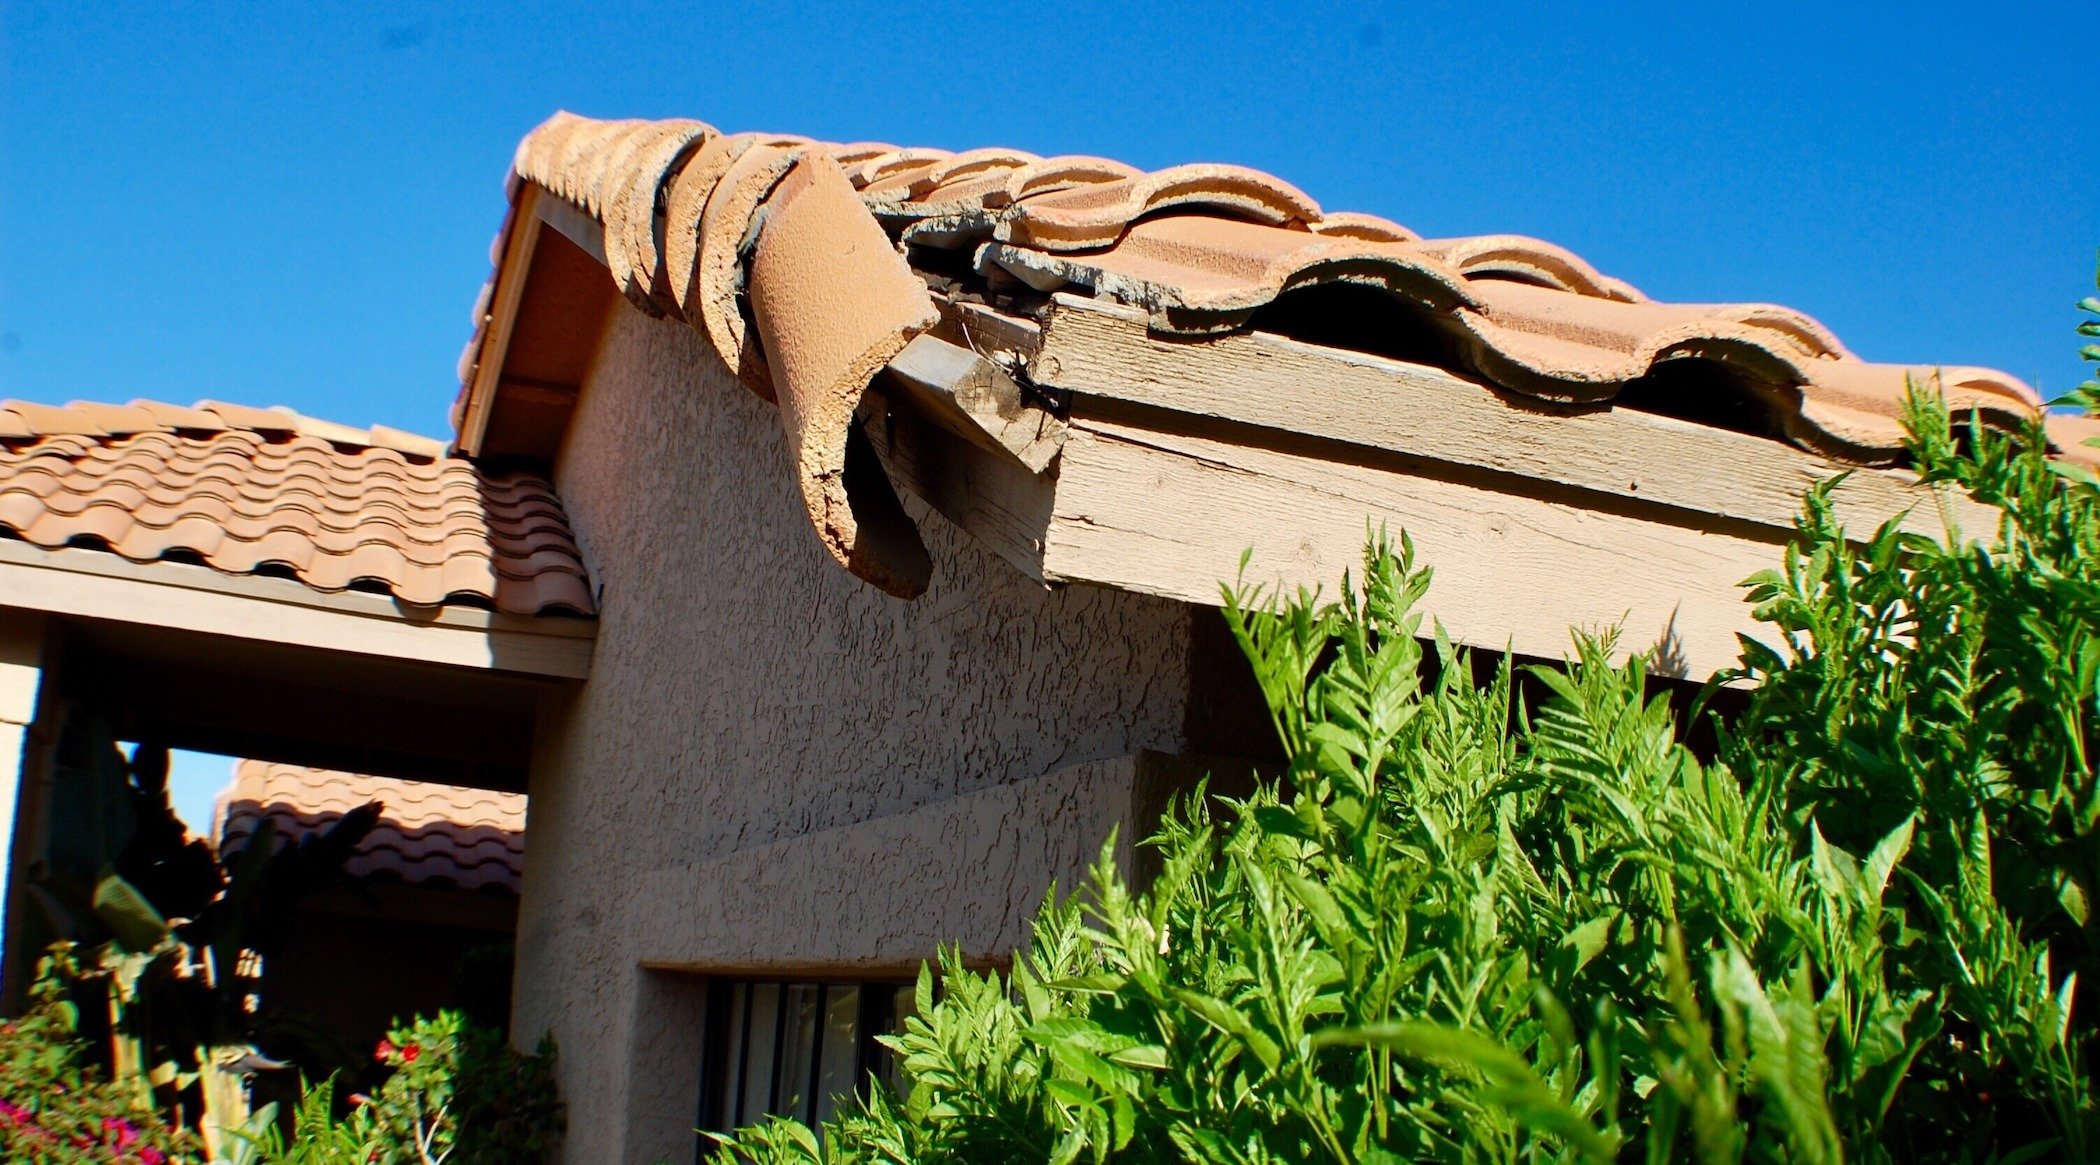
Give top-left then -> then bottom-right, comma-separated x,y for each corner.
929,296 -> 1044,362
861,391 -> 1054,581
1032,294 -> 1989,542
883,334 -> 1066,473
1044,418 -> 1786,680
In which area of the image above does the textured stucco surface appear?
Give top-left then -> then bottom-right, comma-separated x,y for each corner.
515,307 -> 1190,1163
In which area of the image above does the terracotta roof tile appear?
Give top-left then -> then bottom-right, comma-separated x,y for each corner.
0,398 -> 592,615
458,112 -> 2098,593
215,761 -> 525,894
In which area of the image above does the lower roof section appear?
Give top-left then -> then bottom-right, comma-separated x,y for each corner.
0,537 -> 592,679
216,761 -> 526,894
0,398 -> 594,617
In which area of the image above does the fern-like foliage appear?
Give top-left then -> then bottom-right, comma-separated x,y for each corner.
713,333 -> 2100,1162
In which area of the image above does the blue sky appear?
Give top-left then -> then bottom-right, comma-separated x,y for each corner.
3,3 -> 2094,827
4,2 -> 2095,438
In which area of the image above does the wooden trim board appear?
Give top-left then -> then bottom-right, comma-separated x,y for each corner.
0,540 -> 594,679
1043,418 -> 1783,679
458,183 -> 546,459
1032,294 -> 1989,543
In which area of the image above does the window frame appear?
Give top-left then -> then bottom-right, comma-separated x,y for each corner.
694,976 -> 908,1157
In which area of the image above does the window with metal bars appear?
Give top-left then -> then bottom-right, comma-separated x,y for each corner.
694,979 -> 911,1156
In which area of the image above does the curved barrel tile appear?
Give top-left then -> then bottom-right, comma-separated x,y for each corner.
746,153 -> 940,598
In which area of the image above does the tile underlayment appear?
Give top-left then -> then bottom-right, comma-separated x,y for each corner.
458,111 -> 2100,597
0,399 -> 592,616
215,759 -> 525,894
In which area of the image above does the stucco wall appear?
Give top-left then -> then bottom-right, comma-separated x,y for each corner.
516,307 -> 1191,1163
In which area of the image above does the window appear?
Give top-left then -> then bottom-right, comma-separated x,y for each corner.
696,979 -> 911,1151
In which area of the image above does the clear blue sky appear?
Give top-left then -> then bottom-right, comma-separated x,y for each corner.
4,2 -> 2096,440
3,4 -> 2093,831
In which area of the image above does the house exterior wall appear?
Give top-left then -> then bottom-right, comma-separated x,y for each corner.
517,308 -> 1192,1164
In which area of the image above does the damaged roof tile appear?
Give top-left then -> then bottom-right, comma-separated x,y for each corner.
458,111 -> 2095,596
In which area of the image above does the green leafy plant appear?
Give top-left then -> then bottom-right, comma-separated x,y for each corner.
360,1011 -> 563,1165
0,947 -> 199,1163
2054,256 -> 2100,416
708,317 -> 2100,1160
228,1011 -> 561,1164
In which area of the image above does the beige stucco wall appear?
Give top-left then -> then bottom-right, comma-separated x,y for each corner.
517,308 -> 1191,1163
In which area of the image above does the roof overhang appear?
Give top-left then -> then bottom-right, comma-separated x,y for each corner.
868,292 -> 1998,681
456,158 -> 2003,683
0,538 -> 593,679
456,182 -> 620,462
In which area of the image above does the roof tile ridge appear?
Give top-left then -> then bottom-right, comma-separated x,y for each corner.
662,131 -> 811,325
996,161 -> 1324,252
606,120 -> 717,317
1411,234 -> 1647,303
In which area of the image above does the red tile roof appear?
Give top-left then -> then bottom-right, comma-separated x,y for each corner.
0,399 -> 592,615
215,760 -> 525,894
459,113 -> 2090,594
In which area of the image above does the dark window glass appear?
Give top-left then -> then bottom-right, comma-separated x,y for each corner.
696,979 -> 910,1160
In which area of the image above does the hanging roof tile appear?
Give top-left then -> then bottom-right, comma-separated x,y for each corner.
457,111 -> 2094,593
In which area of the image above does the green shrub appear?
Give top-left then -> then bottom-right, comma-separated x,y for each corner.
708,340 -> 2100,1156
236,1011 -> 561,1165
365,1011 -> 563,1165
0,948 -> 199,1164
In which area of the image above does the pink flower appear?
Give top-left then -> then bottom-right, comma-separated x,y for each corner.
140,1149 -> 167,1165
104,1115 -> 141,1148
375,1038 -> 398,1060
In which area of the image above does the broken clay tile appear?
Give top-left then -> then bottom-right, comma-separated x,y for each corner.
991,213 -> 1477,325
476,111 -> 2073,595
825,142 -> 903,168
747,152 -> 939,598
605,120 -> 716,315
845,147 -> 952,191
661,132 -> 806,324
1000,156 -> 1147,207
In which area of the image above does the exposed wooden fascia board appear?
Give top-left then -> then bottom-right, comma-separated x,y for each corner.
862,392 -> 1053,581
460,183 -> 546,459
1032,294 -> 1989,542
1044,418 -> 1786,681
883,334 -> 1066,473
0,540 -> 594,679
